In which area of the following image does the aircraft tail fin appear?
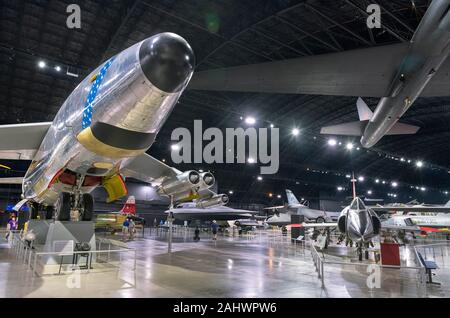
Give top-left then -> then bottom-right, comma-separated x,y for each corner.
357,98 -> 373,121
386,122 -> 420,135
120,196 -> 136,215
445,200 -> 450,208
286,190 -> 300,205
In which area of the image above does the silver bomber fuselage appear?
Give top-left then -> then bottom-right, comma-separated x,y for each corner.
22,33 -> 195,205
361,0 -> 450,148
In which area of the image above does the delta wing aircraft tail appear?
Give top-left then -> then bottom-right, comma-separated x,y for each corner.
286,189 -> 300,205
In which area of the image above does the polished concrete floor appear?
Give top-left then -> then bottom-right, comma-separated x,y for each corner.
1,229 -> 449,298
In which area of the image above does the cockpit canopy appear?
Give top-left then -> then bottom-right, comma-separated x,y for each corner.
349,197 -> 367,211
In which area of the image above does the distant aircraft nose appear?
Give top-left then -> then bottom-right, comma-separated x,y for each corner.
139,33 -> 195,93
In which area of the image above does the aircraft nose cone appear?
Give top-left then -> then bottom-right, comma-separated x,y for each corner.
139,33 -> 195,93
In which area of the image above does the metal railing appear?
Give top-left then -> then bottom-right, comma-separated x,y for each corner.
8,232 -> 136,277
309,239 -> 427,296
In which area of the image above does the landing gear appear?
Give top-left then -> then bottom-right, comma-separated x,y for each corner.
55,192 -> 71,221
30,202 -> 39,220
81,193 -> 94,221
316,217 -> 325,223
45,206 -> 54,220
357,245 -> 363,261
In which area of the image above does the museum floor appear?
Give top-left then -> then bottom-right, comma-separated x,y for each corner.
1,229 -> 449,298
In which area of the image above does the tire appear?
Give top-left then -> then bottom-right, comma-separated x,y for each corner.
55,192 -> 71,221
316,217 -> 325,223
30,202 -> 39,220
81,193 -> 94,221
45,206 -> 54,220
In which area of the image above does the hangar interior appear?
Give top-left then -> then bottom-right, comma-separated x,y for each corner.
1,0 -> 450,298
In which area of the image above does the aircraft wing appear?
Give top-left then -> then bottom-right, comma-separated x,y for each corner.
0,122 -> 51,160
190,42 -> 450,98
371,206 -> 450,213
167,208 -> 255,221
300,222 -> 337,228
120,153 -> 179,185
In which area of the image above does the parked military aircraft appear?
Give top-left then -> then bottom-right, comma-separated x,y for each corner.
0,33 -> 224,222
166,197 -> 258,222
189,0 -> 450,148
265,189 -> 339,226
370,200 -> 450,214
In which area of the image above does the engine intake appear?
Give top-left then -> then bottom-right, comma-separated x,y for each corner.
196,194 -> 229,209
158,171 -> 201,197
199,172 -> 215,190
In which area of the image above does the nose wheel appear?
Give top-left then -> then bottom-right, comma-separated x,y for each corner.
54,192 -> 94,221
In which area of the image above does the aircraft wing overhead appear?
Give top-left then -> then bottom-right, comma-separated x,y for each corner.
0,122 -> 51,160
371,206 -> 450,213
189,43 -> 410,97
121,153 -> 178,185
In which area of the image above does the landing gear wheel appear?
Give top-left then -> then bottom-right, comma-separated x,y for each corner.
316,217 -> 325,223
55,193 -> 71,221
45,206 -> 54,220
81,193 -> 94,221
30,202 -> 39,220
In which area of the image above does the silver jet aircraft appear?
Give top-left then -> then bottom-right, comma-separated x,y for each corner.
166,195 -> 258,222
0,33 -> 223,221
265,189 -> 339,226
189,0 -> 450,148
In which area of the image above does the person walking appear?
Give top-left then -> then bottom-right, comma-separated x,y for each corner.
5,215 -> 17,241
128,218 -> 136,240
211,220 -> 219,241
194,227 -> 200,242
122,218 -> 130,241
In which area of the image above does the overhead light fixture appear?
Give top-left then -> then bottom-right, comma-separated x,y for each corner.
358,176 -> 365,182
270,124 -> 275,128
420,187 -> 426,192
38,60 -> 46,69
416,161 -> 423,168
229,190 -> 234,195
171,144 -> 180,151
247,158 -> 256,164
257,176 -> 263,181
328,139 -> 337,146
245,117 -> 256,125
375,179 -> 380,183
444,191 -> 449,195
367,190 -> 373,195
345,174 -> 351,179
277,195 -> 282,199
391,182 -> 398,188
55,65 -> 61,72
346,143 -> 354,150
400,158 -> 405,162
292,128 -> 300,136
356,147 -> 361,151
268,193 -> 273,198
337,186 -> 344,191
382,181 -> 386,184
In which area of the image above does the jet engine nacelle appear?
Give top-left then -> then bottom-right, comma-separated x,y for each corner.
196,194 -> 229,209
198,172 -> 215,190
158,171 -> 201,197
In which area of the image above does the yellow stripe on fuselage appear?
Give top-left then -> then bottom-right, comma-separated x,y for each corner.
77,127 -> 146,158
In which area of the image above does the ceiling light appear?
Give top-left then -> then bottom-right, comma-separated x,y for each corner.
382,181 -> 386,184
416,161 -> 423,168
337,186 -> 344,191
292,128 -> 300,136
345,174 -> 351,179
391,182 -> 398,188
229,190 -> 234,195
367,190 -> 373,195
268,193 -> 273,198
270,124 -> 274,128
277,195 -> 282,199
358,176 -> 364,182
444,191 -> 448,195
346,143 -> 354,150
420,187 -> 426,192
247,158 -> 256,164
328,139 -> 337,146
400,158 -> 405,162
245,117 -> 256,125
38,61 -> 46,68
375,179 -> 380,183
171,144 -> 180,151
257,176 -> 263,181
55,65 -> 61,72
